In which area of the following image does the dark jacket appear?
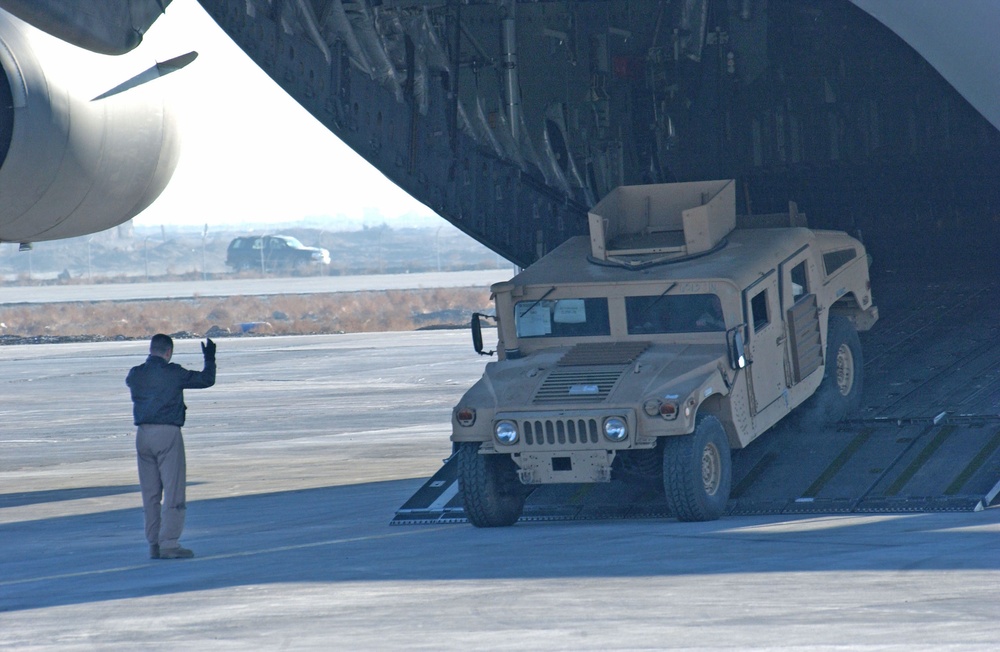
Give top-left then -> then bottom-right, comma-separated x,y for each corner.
126,355 -> 216,426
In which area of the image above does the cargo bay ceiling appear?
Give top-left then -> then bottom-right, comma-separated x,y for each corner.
5,0 -> 998,268
187,0 -> 1000,269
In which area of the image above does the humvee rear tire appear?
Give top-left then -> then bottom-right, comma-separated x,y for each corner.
799,315 -> 863,425
662,415 -> 731,522
457,442 -> 525,527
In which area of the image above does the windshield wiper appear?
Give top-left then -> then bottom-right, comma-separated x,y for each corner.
635,282 -> 677,321
518,287 -> 556,317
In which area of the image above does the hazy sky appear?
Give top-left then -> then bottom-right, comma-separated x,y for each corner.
130,0 -> 438,229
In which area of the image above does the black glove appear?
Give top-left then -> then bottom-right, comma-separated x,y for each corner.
201,338 -> 216,361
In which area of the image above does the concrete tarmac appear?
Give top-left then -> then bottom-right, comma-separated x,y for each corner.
2,332 -> 1000,650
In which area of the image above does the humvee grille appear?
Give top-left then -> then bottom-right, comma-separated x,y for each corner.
494,409 -> 635,451
534,369 -> 624,403
522,417 -> 601,446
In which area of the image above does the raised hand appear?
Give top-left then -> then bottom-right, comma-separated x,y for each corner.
201,337 -> 217,360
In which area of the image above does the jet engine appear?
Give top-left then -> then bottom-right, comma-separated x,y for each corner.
0,10 -> 179,244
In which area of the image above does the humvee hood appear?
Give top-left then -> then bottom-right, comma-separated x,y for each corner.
481,342 -> 727,408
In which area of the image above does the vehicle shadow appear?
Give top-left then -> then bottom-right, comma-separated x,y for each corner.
0,485 -> 141,508
3,476 -> 1000,613
0,483 -> 204,509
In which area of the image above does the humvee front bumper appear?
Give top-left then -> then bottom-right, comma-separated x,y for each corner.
490,409 -> 646,484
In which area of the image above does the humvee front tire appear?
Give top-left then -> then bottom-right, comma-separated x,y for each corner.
662,415 -> 731,522
457,442 -> 525,527
800,315 -> 863,425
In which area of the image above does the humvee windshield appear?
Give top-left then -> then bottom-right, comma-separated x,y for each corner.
514,298 -> 611,338
626,293 -> 725,334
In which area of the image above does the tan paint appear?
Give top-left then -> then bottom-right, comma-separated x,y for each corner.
455,180 -> 877,484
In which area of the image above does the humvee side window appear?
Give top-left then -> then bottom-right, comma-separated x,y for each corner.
823,248 -> 856,275
626,294 -> 725,334
750,289 -> 769,332
514,298 -> 610,338
790,261 -> 808,300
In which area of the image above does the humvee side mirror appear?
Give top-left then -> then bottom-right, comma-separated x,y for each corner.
727,325 -> 747,370
472,313 -> 496,356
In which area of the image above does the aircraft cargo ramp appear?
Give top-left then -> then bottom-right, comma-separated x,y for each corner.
392,278 -> 1000,524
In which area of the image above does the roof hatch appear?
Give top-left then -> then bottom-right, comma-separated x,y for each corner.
588,179 -> 737,267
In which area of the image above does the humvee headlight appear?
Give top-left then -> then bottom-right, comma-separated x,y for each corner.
603,417 -> 628,442
494,420 -> 519,445
456,407 -> 476,427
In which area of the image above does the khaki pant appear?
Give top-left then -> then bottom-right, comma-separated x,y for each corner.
136,424 -> 186,549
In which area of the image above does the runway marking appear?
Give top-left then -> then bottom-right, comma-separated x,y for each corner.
0,526 -> 455,588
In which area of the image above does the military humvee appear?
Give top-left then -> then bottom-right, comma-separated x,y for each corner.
452,179 -> 878,526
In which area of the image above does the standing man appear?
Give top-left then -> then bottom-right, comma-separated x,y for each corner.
126,334 -> 216,560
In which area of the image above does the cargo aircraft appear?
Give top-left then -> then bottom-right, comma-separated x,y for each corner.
5,0 -> 1000,521
1,0 -> 998,270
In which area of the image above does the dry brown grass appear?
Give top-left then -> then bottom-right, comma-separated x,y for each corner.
0,288 -> 493,341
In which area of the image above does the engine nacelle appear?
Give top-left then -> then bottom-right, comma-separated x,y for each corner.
0,10 -> 179,244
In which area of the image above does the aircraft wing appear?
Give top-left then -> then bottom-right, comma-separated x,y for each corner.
851,0 -> 1000,132
0,0 -> 171,55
